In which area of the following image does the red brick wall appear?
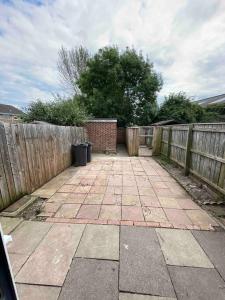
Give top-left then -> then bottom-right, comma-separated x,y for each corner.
85,120 -> 117,153
117,127 -> 126,144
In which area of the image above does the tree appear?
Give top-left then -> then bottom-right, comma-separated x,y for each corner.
58,46 -> 89,93
157,93 -> 209,123
22,97 -> 87,126
78,47 -> 162,126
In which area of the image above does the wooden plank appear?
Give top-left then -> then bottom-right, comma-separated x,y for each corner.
218,144 -> 225,188
167,126 -> 172,159
0,123 -> 16,204
184,124 -> 193,175
152,127 -> 162,156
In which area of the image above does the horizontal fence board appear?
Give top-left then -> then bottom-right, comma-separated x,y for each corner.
0,123 -> 86,210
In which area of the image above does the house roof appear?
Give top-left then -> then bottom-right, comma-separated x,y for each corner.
195,93 -> 225,107
0,104 -> 23,115
151,119 -> 177,126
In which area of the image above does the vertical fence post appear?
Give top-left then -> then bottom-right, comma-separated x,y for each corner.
167,126 -> 172,160
184,124 -> 193,176
152,126 -> 162,156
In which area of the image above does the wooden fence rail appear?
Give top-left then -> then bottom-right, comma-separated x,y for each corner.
158,123 -> 225,195
0,122 -> 87,210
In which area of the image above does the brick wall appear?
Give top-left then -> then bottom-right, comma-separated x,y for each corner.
117,127 -> 126,144
85,119 -> 117,153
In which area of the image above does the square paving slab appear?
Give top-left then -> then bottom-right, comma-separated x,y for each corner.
169,266 -> 225,300
156,228 -> 213,268
59,258 -> 118,300
0,217 -> 23,234
7,221 -> 52,255
120,226 -> 175,297
16,284 -> 61,300
75,224 -> 119,260
9,253 -> 29,276
16,223 -> 85,286
192,231 -> 225,281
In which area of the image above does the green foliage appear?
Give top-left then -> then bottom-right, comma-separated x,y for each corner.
157,92 -> 213,123
78,46 -> 162,126
205,103 -> 225,121
22,97 -> 87,126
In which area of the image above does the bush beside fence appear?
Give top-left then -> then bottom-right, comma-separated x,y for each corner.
0,122 -> 87,210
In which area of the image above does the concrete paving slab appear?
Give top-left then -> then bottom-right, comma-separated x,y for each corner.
164,208 -> 192,225
119,294 -> 176,300
16,223 -> 85,286
76,204 -> 100,219
0,217 -> 23,234
122,195 -> 141,206
59,258 -> 118,300
158,197 -> 181,209
9,253 -> 29,276
8,221 -> 52,255
143,207 -> 167,222
75,224 -> 119,260
120,226 -> 175,297
156,229 -> 213,268
168,266 -> 225,300
16,284 -> 61,300
140,195 -> 161,207
99,205 -> 121,220
54,203 -> 81,218
122,206 -> 144,221
192,231 -> 225,281
84,193 -> 104,204
32,167 -> 77,198
186,209 -> 218,226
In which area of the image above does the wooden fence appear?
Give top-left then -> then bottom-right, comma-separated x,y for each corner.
0,122 -> 87,210
160,123 -> 225,195
139,126 -> 154,147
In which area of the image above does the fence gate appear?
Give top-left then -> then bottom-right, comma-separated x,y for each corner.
139,126 -> 154,148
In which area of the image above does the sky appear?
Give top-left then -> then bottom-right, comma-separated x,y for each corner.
0,0 -> 225,109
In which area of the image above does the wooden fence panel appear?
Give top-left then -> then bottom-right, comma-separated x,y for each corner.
126,127 -> 139,156
0,123 -> 86,210
158,122 -> 225,195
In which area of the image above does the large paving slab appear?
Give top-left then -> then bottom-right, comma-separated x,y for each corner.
16,284 -> 61,300
7,221 -> 52,255
32,167 -> 78,198
0,217 -> 23,234
192,230 -> 225,280
9,253 -> 29,276
156,228 -> 213,268
120,226 -> 175,297
75,224 -> 119,260
16,223 -> 85,286
119,294 -> 176,300
168,266 -> 225,300
59,258 -> 118,300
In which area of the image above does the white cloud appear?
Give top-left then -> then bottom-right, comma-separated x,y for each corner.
0,0 -> 225,108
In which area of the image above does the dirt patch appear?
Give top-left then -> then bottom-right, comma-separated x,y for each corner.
18,197 -> 46,221
155,156 -> 225,229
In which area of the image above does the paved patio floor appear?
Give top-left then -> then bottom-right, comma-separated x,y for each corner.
43,156 -> 218,230
1,155 -> 225,299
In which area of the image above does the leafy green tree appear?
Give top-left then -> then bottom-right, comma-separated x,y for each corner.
78,47 -> 162,126
158,93 -> 210,123
22,97 -> 87,126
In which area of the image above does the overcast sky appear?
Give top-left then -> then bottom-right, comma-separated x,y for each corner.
0,0 -> 225,109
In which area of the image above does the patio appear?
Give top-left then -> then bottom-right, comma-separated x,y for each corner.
41,155 -> 217,230
1,153 -> 225,299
